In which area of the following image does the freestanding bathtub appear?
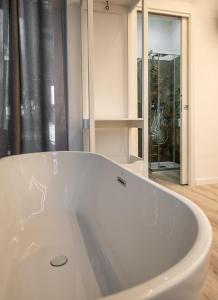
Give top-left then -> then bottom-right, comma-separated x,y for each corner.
0,152 -> 212,300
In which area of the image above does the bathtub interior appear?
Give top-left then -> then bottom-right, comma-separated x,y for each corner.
0,152 -> 199,300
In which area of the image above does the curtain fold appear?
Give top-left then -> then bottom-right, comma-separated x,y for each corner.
0,0 -> 68,156
0,0 -> 10,156
9,0 -> 21,155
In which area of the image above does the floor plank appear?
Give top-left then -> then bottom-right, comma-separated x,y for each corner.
149,170 -> 218,300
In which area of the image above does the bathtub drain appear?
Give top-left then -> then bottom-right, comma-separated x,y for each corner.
50,255 -> 68,267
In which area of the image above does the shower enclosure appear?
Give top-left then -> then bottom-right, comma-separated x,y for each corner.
148,52 -> 181,171
137,12 -> 188,183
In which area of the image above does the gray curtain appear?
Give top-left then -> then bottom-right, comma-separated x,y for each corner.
0,0 -> 10,156
0,0 -> 68,156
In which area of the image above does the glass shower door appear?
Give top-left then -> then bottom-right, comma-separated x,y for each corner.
148,52 -> 181,172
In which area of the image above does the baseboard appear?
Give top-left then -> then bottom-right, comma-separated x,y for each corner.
195,177 -> 218,185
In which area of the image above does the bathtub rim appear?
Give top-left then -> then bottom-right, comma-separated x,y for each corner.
0,151 -> 212,300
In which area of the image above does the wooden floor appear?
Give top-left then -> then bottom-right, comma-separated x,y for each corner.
149,170 -> 218,300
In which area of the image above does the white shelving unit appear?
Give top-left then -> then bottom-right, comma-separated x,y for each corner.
95,118 -> 143,128
81,0 -> 148,176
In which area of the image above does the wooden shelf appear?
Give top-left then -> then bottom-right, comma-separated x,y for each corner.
95,118 -> 143,128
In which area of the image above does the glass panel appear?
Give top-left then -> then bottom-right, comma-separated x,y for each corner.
137,13 -> 181,170
147,14 -> 181,172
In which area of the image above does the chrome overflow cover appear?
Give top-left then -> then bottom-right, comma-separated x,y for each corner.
117,175 -> 126,187
50,255 -> 68,267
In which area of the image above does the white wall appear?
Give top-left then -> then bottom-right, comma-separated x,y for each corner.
171,19 -> 181,55
94,10 -> 128,118
67,0 -> 83,151
148,0 -> 218,184
148,16 -> 180,55
93,7 -> 129,163
95,128 -> 129,163
137,13 -> 180,58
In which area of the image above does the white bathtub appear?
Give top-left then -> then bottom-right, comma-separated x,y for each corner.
0,152 -> 212,300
